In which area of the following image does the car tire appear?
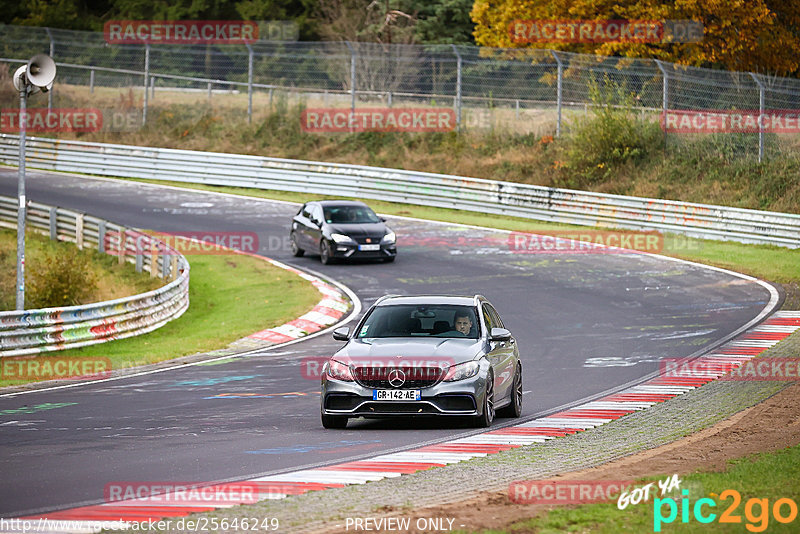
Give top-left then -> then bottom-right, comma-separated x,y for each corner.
321,412 -> 348,429
472,371 -> 495,428
290,232 -> 304,257
497,363 -> 523,418
320,240 -> 333,265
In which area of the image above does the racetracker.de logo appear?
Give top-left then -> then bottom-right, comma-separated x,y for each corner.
301,108 -> 456,133
104,482 -> 259,505
1,108 -> 102,133
303,356 -> 456,380
509,480 -> 633,504
662,109 -> 800,133
104,20 -> 258,44
103,231 -> 259,255
509,19 -> 702,44
1,357 -> 112,381
661,358 -> 800,381
508,230 -> 663,254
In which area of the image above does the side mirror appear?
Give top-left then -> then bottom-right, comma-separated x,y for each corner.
490,327 -> 512,342
332,326 -> 350,341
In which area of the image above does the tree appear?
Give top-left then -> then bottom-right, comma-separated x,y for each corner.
471,0 -> 800,76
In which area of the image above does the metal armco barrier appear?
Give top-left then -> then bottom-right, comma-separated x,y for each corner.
0,194 -> 190,357
1,135 -> 799,248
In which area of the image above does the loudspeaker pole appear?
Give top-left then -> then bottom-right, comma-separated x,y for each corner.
12,54 -> 56,310
16,84 -> 27,310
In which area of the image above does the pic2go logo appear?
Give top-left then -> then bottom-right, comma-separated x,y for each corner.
653,489 -> 798,532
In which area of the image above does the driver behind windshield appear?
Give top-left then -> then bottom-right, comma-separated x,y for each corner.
453,311 -> 472,336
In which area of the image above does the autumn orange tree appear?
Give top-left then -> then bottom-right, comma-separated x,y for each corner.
471,0 -> 800,76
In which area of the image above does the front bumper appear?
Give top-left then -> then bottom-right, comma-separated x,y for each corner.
321,372 -> 487,418
330,241 -> 397,260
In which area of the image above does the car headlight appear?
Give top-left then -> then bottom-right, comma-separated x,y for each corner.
330,233 -> 353,244
325,359 -> 354,381
382,230 -> 396,243
443,361 -> 480,382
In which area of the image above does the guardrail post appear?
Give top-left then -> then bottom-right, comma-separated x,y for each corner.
207,82 -> 212,102
655,60 -> 669,151
551,50 -> 563,137
150,247 -> 158,278
75,213 -> 84,250
143,44 -> 150,126
451,44 -> 462,131
161,249 -> 169,278
45,27 -> 54,110
749,72 -> 765,163
119,229 -> 127,265
246,43 -> 254,124
89,69 -> 95,94
387,91 -> 392,107
98,220 -> 106,253
345,41 -> 356,116
49,206 -> 57,240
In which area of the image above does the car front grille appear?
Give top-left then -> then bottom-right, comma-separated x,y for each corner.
354,236 -> 384,244
353,366 -> 445,389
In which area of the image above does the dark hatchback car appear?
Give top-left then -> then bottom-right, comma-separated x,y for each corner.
290,200 -> 397,264
320,295 -> 523,429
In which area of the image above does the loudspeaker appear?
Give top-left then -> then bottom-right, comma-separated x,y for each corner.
12,54 -> 56,93
26,54 -> 56,91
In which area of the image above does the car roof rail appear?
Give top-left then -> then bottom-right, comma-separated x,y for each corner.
374,294 -> 401,306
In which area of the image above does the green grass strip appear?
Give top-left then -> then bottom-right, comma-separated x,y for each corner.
474,444 -> 800,533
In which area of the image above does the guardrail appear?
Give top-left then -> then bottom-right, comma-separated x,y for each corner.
1,135 -> 799,248
0,194 -> 190,357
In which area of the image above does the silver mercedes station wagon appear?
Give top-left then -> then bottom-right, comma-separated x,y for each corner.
320,295 -> 523,429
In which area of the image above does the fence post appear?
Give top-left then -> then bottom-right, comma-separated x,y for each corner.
451,44 -> 462,131
150,76 -> 155,99
749,72 -> 765,163
143,44 -> 150,126
655,60 -> 669,151
246,43 -> 254,124
550,50 -> 563,137
89,69 -> 95,94
345,41 -> 356,116
45,27 -> 54,110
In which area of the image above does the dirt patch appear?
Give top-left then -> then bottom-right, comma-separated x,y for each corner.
324,381 -> 800,533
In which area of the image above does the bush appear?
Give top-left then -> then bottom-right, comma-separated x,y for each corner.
564,76 -> 662,186
27,247 -> 97,308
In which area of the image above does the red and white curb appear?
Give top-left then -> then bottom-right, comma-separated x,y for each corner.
230,258 -> 352,348
9,311 -> 799,533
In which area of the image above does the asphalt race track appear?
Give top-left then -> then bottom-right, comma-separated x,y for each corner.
0,168 -> 778,517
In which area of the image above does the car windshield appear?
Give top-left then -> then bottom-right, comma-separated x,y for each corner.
324,205 -> 381,224
357,304 -> 480,339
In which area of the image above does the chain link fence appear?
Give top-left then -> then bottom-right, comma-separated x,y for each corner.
2,23 -> 800,160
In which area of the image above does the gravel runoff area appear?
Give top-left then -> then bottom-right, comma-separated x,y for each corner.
164,328 -> 800,534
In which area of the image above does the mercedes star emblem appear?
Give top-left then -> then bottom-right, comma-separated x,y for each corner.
387,369 -> 406,387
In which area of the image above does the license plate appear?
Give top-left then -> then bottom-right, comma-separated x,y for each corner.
373,389 -> 421,401
359,244 -> 380,251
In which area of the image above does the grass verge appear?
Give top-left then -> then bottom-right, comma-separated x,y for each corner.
0,228 -> 162,310
476,443 -> 800,533
0,251 -> 322,388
